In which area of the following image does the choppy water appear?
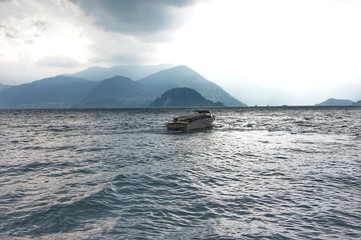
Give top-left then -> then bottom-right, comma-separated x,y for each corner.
0,107 -> 360,239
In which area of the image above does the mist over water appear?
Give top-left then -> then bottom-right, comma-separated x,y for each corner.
0,107 -> 360,239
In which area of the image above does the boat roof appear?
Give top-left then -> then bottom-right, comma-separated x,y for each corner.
176,111 -> 212,120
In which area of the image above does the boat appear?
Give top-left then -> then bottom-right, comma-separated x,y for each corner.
166,110 -> 215,131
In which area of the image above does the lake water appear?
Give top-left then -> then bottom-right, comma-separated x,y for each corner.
0,107 -> 360,239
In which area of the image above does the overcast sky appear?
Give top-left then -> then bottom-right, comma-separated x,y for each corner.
1,0 -> 361,105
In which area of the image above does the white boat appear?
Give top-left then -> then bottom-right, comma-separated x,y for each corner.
166,110 -> 215,131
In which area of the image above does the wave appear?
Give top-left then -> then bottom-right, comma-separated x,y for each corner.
1,107 -> 360,239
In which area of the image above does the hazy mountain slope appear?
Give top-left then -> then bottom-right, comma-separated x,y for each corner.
67,64 -> 173,81
138,65 -> 246,106
0,76 -> 96,108
0,83 -> 11,92
316,98 -> 354,106
75,76 -> 153,108
150,87 -> 224,108
353,100 -> 361,106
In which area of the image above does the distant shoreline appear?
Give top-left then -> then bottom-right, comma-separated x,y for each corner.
0,105 -> 359,111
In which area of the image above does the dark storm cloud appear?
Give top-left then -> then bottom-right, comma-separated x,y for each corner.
72,0 -> 199,36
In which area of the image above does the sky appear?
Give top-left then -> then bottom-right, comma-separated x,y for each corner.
1,0 -> 361,105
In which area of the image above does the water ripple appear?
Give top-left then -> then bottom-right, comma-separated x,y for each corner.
0,107 -> 360,239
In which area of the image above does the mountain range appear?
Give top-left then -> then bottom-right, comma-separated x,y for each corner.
0,65 -> 246,109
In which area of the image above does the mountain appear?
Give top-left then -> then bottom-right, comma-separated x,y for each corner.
138,65 -> 246,107
0,83 -> 11,92
0,83 -> 10,91
0,65 -> 246,109
353,100 -> 361,106
0,76 -> 97,108
66,63 -> 173,81
74,76 -> 153,108
316,98 -> 354,106
150,87 -> 224,108
0,83 -> 12,92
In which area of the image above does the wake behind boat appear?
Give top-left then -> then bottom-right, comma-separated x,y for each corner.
166,110 -> 215,131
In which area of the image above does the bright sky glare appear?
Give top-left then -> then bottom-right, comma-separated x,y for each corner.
1,0 -> 361,105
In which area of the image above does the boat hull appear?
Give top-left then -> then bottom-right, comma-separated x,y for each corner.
166,118 -> 214,131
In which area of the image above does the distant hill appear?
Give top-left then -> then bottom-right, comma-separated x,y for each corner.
138,65 -> 246,107
150,87 -> 224,108
74,76 -> 153,108
66,64 -> 173,81
0,76 -> 97,108
353,100 -> 361,106
316,98 -> 354,106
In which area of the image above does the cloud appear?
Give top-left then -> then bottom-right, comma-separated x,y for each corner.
72,0 -> 200,38
0,0 -> 201,83
66,0 -> 204,65
36,55 -> 80,68
84,27 -> 160,66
